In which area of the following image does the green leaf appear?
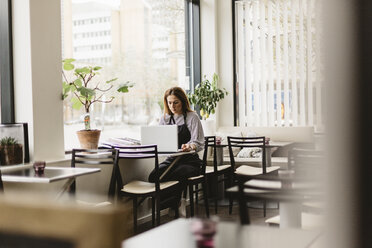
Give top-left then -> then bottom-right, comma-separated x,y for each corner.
71,97 -> 83,110
117,85 -> 129,93
117,81 -> 133,93
75,67 -> 91,74
63,63 -> 74,71
78,87 -> 96,98
74,78 -> 82,87
62,58 -> 75,63
106,78 -> 118,84
93,66 -> 102,71
62,82 -> 74,99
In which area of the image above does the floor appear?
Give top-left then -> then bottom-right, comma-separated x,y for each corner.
137,200 -> 279,234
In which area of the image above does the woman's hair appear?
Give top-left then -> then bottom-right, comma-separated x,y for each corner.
163,87 -> 193,115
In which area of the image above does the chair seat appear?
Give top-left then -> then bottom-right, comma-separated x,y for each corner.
226,185 -> 276,195
76,200 -> 112,208
122,180 -> 178,194
205,164 -> 231,174
235,165 -> 280,176
188,174 -> 204,181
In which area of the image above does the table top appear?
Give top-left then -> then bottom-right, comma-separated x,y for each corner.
1,166 -> 101,183
117,150 -> 195,159
0,163 -> 34,173
122,219 -> 321,248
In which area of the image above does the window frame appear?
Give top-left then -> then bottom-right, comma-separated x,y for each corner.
0,0 -> 15,123
185,0 -> 201,93
232,0 -> 238,126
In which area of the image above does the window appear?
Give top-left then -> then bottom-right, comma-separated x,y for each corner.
234,0 -> 323,130
61,0 -> 199,150
0,0 -> 15,123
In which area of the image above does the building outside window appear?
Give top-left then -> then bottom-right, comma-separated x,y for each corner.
61,0 -> 189,150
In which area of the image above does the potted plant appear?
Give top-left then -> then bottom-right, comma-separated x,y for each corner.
62,58 -> 133,149
0,137 -> 23,165
188,73 -> 228,135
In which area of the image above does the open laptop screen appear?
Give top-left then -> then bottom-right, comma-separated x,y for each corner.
140,125 -> 178,153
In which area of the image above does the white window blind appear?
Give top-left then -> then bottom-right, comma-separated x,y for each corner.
235,0 -> 323,129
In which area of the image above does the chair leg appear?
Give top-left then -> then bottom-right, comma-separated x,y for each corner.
214,175 -> 218,214
228,174 -> 234,215
189,183 -> 195,217
238,192 -> 250,225
151,197 -> 155,227
239,198 -> 250,225
156,196 -> 161,226
174,203 -> 179,219
263,200 -> 267,217
229,196 -> 233,215
195,184 -> 199,206
133,197 -> 138,233
202,180 -> 210,218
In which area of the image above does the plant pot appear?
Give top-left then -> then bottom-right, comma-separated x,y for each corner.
0,144 -> 23,165
201,119 -> 216,136
76,129 -> 101,149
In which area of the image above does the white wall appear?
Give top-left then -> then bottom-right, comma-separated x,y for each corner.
12,0 -> 65,162
200,0 -> 235,128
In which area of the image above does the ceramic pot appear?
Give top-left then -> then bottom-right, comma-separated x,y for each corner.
76,129 -> 101,149
201,119 -> 216,136
0,144 -> 23,165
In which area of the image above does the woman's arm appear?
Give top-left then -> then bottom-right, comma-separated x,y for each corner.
185,112 -> 204,152
159,115 -> 166,125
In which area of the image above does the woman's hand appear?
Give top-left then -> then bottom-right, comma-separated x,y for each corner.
181,143 -> 196,152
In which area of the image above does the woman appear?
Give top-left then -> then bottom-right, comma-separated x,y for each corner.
148,86 -> 204,183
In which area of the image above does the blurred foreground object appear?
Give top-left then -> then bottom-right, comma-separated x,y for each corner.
0,195 -> 131,248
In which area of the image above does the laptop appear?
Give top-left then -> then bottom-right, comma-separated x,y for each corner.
140,125 -> 179,153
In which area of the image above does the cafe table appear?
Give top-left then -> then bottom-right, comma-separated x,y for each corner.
122,218 -> 321,248
216,141 -> 292,167
0,164 -> 101,198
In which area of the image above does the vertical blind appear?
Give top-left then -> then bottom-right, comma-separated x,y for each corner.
235,0 -> 323,129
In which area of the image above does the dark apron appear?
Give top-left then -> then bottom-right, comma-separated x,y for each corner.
148,113 -> 202,183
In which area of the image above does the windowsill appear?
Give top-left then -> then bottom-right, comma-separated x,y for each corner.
45,154 -> 71,167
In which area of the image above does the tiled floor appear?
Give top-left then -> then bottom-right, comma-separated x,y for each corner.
137,200 -> 279,234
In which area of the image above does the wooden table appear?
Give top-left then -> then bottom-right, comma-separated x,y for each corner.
122,218 -> 321,248
217,141 -> 293,167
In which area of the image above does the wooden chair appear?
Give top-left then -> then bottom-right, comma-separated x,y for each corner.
70,148 -> 119,205
204,136 -> 234,214
185,137 -> 210,218
227,136 -> 280,216
115,144 -> 181,233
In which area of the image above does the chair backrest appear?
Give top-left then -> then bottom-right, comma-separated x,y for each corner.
113,144 -> 161,192
227,136 -> 267,173
71,149 -> 119,202
203,136 -> 217,173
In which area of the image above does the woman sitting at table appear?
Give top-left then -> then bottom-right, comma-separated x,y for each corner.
148,86 -> 204,184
